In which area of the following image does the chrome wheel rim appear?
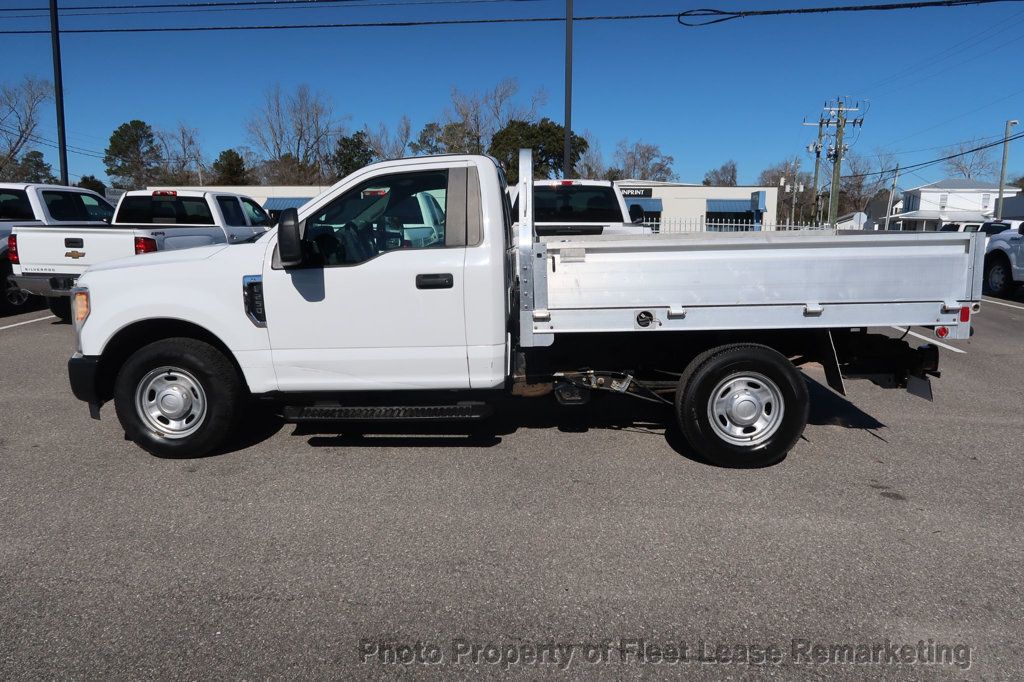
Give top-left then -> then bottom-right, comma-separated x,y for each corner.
707,372 -> 784,447
988,263 -> 1008,292
135,366 -> 207,438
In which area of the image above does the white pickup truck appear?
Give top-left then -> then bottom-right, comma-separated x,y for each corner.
9,189 -> 271,321
1,183 -> 115,314
508,179 -> 651,236
66,150 -> 983,467
982,220 -> 1024,296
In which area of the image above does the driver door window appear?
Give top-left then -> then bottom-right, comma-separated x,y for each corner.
303,170 -> 447,266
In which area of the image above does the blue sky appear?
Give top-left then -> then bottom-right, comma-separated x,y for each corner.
6,0 -> 1024,186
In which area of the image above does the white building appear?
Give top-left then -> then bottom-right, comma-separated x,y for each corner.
892,178 -> 1020,231
615,179 -> 780,230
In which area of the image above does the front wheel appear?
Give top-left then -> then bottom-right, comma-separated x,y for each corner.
114,338 -> 245,458
675,344 -> 809,468
984,257 -> 1014,296
47,297 -> 72,323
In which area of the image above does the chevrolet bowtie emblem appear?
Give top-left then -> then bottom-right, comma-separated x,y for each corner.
65,250 -> 86,259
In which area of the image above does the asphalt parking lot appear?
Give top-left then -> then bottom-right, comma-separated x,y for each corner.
1,293 -> 1022,679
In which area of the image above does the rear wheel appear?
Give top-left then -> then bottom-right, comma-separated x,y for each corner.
675,344 -> 808,468
113,338 -> 245,458
47,297 -> 72,323
1,261 -> 32,314
984,256 -> 1013,296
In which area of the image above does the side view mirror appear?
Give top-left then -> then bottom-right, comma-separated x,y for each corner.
628,203 -> 645,224
277,208 -> 303,268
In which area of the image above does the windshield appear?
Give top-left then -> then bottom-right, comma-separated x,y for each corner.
528,185 -> 624,223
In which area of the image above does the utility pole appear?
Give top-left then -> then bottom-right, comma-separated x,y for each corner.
562,0 -> 573,178
822,97 -> 864,226
803,117 -> 826,224
997,119 -> 1018,220
779,160 -> 804,227
49,0 -> 69,185
883,163 -> 900,231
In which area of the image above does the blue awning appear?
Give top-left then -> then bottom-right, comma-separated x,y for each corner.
626,198 -> 663,212
263,197 -> 312,211
707,199 -> 754,213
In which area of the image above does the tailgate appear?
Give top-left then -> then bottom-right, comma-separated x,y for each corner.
13,226 -> 137,276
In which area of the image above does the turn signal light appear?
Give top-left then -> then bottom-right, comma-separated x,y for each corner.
7,234 -> 18,264
72,289 -> 90,325
134,236 -> 157,254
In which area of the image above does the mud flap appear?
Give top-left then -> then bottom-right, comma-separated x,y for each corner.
906,374 -> 934,401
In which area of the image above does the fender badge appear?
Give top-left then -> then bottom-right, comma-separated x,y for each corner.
65,250 -> 86,259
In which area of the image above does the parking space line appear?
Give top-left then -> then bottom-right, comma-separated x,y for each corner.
982,297 -> 1024,311
890,327 -> 966,354
0,315 -> 56,331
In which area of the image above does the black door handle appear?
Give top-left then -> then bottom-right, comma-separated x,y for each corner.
65,238 -> 84,248
416,273 -> 454,289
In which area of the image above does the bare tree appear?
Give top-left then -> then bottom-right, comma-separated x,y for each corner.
614,140 -> 676,181
0,76 -> 51,177
445,78 -> 547,154
158,123 -> 205,184
574,130 -> 606,179
759,157 -> 815,223
941,137 -> 999,180
703,160 -> 737,186
364,116 -> 412,160
246,83 -> 341,183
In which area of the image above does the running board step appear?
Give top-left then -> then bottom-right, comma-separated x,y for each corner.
282,402 -> 493,422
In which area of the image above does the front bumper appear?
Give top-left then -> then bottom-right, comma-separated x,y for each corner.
68,353 -> 102,419
9,273 -> 78,297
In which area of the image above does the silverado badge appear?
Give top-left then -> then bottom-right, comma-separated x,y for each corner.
65,250 -> 86,259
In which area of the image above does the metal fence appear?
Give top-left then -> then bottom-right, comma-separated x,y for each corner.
644,218 -> 833,234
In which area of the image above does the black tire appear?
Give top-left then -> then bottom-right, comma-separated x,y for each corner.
1,260 -> 33,315
675,343 -> 808,468
113,338 -> 245,458
984,255 -> 1014,297
47,296 -> 72,323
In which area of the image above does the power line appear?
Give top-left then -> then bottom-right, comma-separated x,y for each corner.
0,0 -> 545,18
842,131 -> 1024,179
0,0 -> 544,11
677,0 -> 1024,27
0,12 -> 680,34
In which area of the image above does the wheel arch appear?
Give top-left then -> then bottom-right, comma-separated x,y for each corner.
985,247 -> 1012,266
96,318 -> 249,402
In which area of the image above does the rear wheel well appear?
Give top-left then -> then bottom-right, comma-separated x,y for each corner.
97,319 -> 248,402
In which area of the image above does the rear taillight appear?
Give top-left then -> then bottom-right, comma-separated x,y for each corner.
6,234 -> 18,264
959,306 -> 971,323
134,236 -> 157,254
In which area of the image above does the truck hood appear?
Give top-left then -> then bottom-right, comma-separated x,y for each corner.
84,243 -> 230,274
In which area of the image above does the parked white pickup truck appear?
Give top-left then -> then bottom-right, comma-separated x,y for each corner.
66,150 -> 983,467
508,179 -> 651,236
982,220 -> 1024,296
1,183 -> 114,314
9,189 -> 271,321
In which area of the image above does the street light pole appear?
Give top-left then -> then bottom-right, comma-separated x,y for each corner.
997,119 -> 1018,220
49,0 -> 69,185
562,0 -> 573,178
